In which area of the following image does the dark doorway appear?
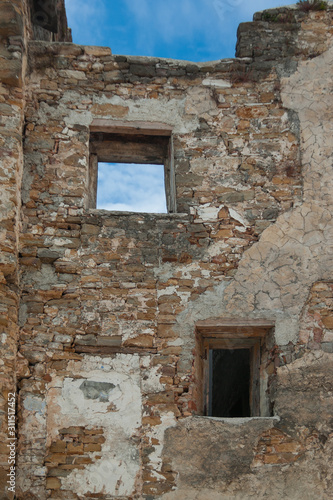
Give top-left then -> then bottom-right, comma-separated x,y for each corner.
210,349 -> 250,417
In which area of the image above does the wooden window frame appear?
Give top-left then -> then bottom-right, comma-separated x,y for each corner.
195,319 -> 275,418
88,119 -> 176,213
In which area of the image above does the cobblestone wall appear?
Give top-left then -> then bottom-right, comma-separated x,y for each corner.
0,2 -> 333,499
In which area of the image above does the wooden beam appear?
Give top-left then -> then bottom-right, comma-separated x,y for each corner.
196,318 -> 275,337
91,139 -> 166,164
203,338 -> 260,349
90,133 -> 170,164
90,119 -> 173,136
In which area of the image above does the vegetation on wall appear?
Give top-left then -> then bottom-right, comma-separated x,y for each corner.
297,0 -> 328,11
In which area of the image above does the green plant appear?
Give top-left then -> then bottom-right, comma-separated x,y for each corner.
262,10 -> 295,23
262,12 -> 279,22
277,12 -> 295,23
297,0 -> 328,11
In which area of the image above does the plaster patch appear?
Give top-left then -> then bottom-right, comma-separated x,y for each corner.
229,208 -> 248,227
202,78 -> 231,88
47,355 -> 142,496
23,395 -> 46,415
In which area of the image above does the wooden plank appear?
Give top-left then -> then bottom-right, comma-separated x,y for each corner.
208,349 -> 213,416
250,343 -> 261,416
203,346 -> 210,416
196,318 -> 275,328
88,154 -> 98,208
90,119 -> 173,136
203,338 -> 259,349
201,331 -> 267,339
167,135 -> 177,213
90,134 -> 170,164
91,139 -> 166,164
196,318 -> 275,337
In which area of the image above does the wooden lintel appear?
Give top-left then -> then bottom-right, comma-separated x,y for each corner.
90,119 -> 173,137
196,318 -> 275,338
75,345 -> 157,356
203,338 -> 260,349
91,139 -> 166,164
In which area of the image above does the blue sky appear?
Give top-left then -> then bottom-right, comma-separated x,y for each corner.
65,0 -> 293,61
65,0 -> 293,212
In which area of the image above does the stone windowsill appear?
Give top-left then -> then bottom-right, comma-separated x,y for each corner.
194,415 -> 280,425
87,208 -> 189,218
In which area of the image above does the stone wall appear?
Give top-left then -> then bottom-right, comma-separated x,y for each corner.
0,1 -> 70,496
0,0 -> 26,495
0,2 -> 333,499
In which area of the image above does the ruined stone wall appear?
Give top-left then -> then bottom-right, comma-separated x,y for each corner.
0,1 -> 70,496
0,0 -> 27,494
0,2 -> 333,499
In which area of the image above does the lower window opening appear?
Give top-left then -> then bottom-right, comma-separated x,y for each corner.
210,349 -> 250,418
97,162 -> 167,213
196,319 -> 276,419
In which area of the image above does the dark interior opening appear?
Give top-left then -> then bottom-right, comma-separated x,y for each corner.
211,349 -> 250,417
31,0 -> 58,33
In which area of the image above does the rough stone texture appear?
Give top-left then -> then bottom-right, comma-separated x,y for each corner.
0,1 -> 333,499
0,1 -> 26,497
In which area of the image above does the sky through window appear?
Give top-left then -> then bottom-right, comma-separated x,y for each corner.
97,163 -> 167,213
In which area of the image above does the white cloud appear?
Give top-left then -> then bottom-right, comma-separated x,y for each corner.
97,163 -> 167,214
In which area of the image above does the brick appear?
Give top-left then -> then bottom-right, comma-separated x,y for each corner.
84,443 -> 102,452
46,477 -> 61,490
49,441 -> 66,453
67,443 -> 84,454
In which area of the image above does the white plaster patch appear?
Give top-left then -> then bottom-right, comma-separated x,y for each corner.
202,78 -> 231,88
141,360 -> 165,394
144,412 -> 177,478
48,355 -> 142,497
229,208 -> 248,227
196,204 -> 219,221
66,93 -> 200,134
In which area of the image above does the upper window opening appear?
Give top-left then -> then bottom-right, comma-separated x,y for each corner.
31,0 -> 58,33
97,162 -> 167,213
88,120 -> 176,214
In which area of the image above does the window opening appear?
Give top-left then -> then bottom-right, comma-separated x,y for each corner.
31,0 -> 58,33
96,162 -> 167,213
210,349 -> 251,418
88,120 -> 176,213
195,319 -> 275,418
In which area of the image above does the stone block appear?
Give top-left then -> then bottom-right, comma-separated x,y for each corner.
75,335 -> 96,346
49,440 -> 66,453
84,46 -> 111,57
46,477 -> 61,489
0,3 -> 23,36
96,336 -> 122,347
129,64 -> 156,77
